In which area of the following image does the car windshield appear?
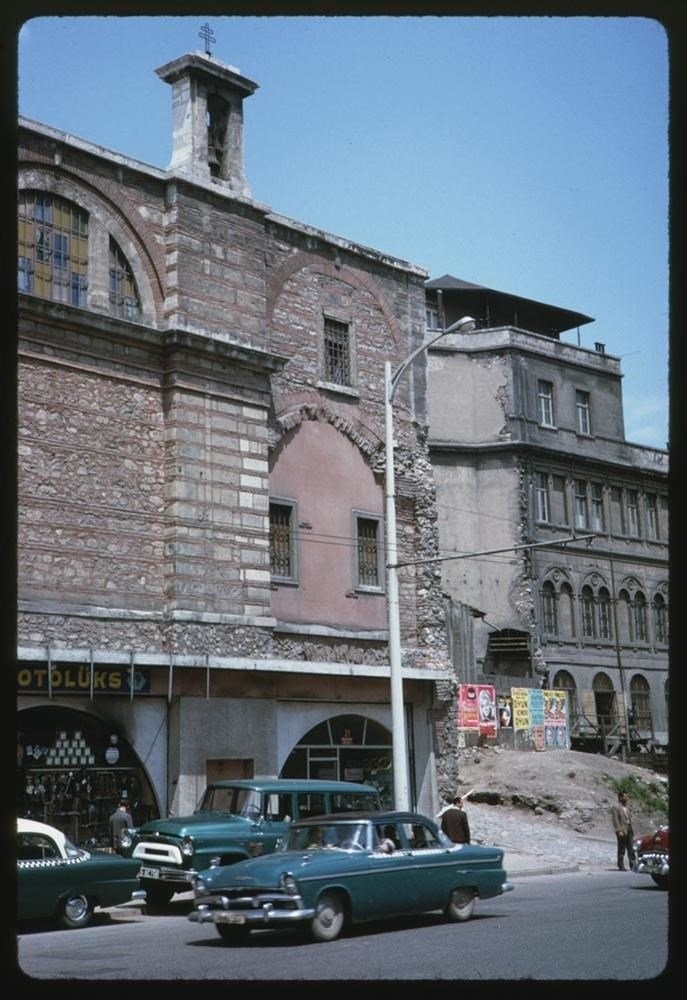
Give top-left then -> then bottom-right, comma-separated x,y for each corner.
195,786 -> 263,818
283,822 -> 369,852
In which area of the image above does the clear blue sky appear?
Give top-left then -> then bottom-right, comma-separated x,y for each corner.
17,14 -> 669,450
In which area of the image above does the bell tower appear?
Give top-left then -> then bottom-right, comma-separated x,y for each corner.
156,51 -> 258,197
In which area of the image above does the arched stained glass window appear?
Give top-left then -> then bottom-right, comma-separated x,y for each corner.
18,192 -> 88,307
109,238 -> 141,320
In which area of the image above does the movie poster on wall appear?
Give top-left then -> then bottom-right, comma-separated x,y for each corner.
457,684 -> 498,737
511,687 -> 569,750
498,695 -> 513,729
543,689 -> 569,749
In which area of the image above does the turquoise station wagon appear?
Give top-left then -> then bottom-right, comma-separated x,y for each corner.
188,810 -> 513,942
119,778 -> 381,908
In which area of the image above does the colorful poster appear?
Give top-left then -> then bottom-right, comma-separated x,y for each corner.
511,687 -> 531,731
457,684 -> 497,736
511,687 -> 569,749
498,695 -> 513,729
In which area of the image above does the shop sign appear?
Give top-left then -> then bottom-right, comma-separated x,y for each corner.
17,665 -> 151,694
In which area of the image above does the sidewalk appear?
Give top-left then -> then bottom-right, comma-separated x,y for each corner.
503,846 -> 585,878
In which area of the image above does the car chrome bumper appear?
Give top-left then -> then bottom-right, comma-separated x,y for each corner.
189,902 -> 315,927
633,853 -> 669,877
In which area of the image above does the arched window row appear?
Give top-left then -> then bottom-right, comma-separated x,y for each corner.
540,576 -> 668,646
553,669 -> 655,736
18,190 -> 142,321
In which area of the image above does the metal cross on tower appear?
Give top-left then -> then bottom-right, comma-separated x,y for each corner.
198,23 -> 215,56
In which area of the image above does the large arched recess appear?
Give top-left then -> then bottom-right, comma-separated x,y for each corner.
17,705 -> 158,847
280,712 -> 394,808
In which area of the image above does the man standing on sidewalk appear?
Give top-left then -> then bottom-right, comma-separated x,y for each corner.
441,795 -> 471,844
610,791 -> 635,870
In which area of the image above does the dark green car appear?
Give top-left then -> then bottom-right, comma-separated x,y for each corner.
119,778 -> 381,908
188,810 -> 513,943
17,818 -> 145,929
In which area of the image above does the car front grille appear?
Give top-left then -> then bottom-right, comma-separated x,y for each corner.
133,841 -> 183,865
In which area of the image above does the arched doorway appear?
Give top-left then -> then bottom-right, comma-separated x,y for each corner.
280,713 -> 394,808
17,705 -> 158,847
592,671 -> 616,724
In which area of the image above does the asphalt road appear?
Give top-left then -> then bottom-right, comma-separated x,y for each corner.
14,869 -> 671,984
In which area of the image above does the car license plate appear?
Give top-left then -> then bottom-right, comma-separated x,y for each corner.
221,913 -> 246,925
140,866 -> 161,879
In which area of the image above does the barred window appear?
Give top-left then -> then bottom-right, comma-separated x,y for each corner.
269,501 -> 297,581
653,594 -> 668,644
581,585 -> 596,638
324,318 -> 351,386
598,587 -> 612,640
541,581 -> 557,635
18,191 -> 88,307
633,592 -> 648,642
356,516 -> 381,589
109,238 -> 141,320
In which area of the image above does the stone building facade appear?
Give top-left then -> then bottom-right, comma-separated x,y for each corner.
16,50 -> 454,845
425,276 -> 669,767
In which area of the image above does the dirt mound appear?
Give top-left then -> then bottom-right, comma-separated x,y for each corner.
453,746 -> 669,841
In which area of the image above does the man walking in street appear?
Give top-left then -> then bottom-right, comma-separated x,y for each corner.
109,799 -> 133,852
610,790 -> 635,870
440,794 -> 471,844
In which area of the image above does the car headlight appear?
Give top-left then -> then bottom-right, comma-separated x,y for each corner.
119,828 -> 133,849
279,872 -> 299,895
193,877 -> 207,896
181,836 -> 194,857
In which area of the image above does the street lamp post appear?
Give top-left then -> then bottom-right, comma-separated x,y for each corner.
384,315 -> 476,810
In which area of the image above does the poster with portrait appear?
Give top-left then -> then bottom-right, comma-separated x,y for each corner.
457,684 -> 497,737
511,687 -> 569,750
498,695 -> 513,729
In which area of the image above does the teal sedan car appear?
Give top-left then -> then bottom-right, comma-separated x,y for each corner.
188,810 -> 513,943
17,818 -> 145,929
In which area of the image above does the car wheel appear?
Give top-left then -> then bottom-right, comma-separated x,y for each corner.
216,924 -> 250,944
310,891 -> 345,942
59,893 -> 93,930
651,874 -> 669,890
145,883 -> 175,910
445,887 -> 476,922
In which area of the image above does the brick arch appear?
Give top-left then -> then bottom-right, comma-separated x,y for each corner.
272,402 -> 384,464
18,164 -> 165,320
266,250 -> 404,354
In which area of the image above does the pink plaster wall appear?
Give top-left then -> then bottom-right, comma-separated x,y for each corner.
271,421 -> 386,629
